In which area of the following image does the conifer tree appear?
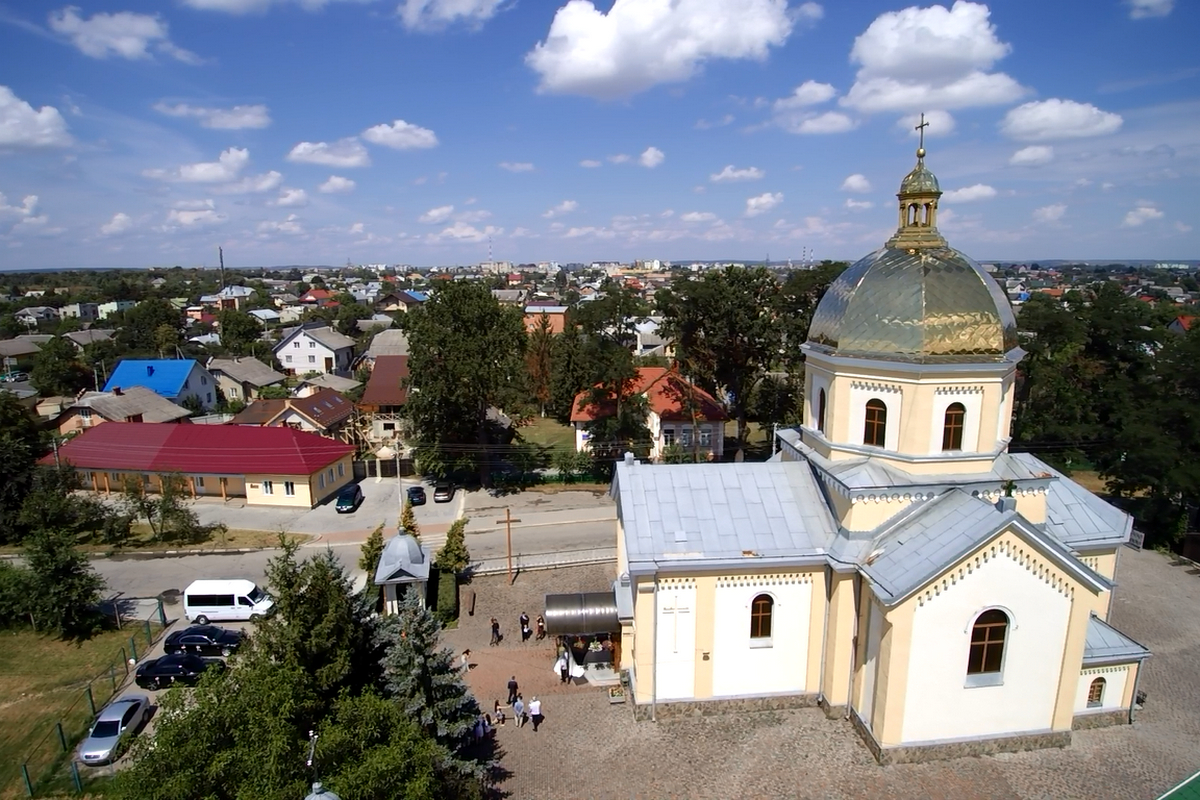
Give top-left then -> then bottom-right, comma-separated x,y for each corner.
359,522 -> 385,577
400,499 -> 421,541
434,517 -> 470,575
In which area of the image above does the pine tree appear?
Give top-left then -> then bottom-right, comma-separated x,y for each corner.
379,591 -> 481,774
434,517 -> 470,575
359,522 -> 385,576
400,500 -> 420,541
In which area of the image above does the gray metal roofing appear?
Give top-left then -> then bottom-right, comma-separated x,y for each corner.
207,357 -> 286,387
374,534 -> 430,584
615,460 -> 837,566
1009,453 -> 1132,547
1084,614 -> 1150,665
366,329 -> 410,357
306,326 -> 356,351
299,373 -> 361,392
76,386 -> 192,423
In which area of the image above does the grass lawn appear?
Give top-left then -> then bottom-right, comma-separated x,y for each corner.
0,627 -> 156,796
518,417 -> 576,453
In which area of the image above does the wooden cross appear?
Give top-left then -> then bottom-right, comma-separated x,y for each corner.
915,112 -> 929,151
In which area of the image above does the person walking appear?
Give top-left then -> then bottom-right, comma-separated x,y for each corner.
529,696 -> 543,732
519,612 -> 531,643
513,695 -> 525,728
493,700 -> 506,726
535,615 -> 546,640
459,649 -> 471,672
490,617 -> 501,646
507,675 -> 519,705
559,655 -> 570,685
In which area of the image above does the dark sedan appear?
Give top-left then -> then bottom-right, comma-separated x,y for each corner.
406,486 -> 426,506
134,653 -> 226,690
335,484 -> 364,513
163,625 -> 245,657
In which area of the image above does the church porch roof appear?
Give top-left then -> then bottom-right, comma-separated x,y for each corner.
1008,453 -> 1134,549
374,534 -> 430,585
1083,614 -> 1151,666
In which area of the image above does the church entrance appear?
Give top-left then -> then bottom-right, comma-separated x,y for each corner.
656,587 -> 695,700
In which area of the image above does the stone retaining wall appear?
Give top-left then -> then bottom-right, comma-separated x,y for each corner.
632,692 -> 819,722
849,709 -> 1072,765
1072,709 -> 1129,730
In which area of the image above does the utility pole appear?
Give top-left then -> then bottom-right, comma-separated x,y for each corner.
495,508 -> 522,585
218,246 -> 226,290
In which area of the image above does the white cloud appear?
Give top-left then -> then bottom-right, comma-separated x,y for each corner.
144,147 -> 250,183
694,114 -> 735,129
680,211 -> 718,223
1122,202 -> 1164,227
165,207 -> 226,228
419,205 -> 455,224
256,213 -> 304,235
542,200 -> 578,219
639,147 -> 665,168
744,191 -> 783,217
710,165 -> 764,183
1009,145 -> 1054,166
49,7 -> 201,64
153,102 -> 270,129
774,80 -> 836,110
286,139 -> 370,167
499,161 -> 535,173
526,0 -> 812,100
1032,203 -> 1067,223
0,86 -> 71,147
430,221 -> 502,243
1001,99 -> 1123,141
786,111 -> 857,134
272,188 -> 308,207
99,212 -> 132,235
841,1 -> 1025,112
579,159 -> 602,168
398,0 -> 504,31
456,209 -> 492,223
214,170 -> 283,194
181,0 -> 371,12
844,199 -> 873,211
608,154 -> 631,164
0,193 -> 39,220
897,109 -> 955,137
942,183 -> 997,202
841,174 -> 871,193
1175,221 -> 1193,233
361,119 -> 438,150
319,175 -> 356,194
1127,0 -> 1173,18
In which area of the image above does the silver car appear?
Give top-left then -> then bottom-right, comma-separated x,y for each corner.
77,695 -> 150,766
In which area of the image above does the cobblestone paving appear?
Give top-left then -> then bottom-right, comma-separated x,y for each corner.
442,549 -> 1199,800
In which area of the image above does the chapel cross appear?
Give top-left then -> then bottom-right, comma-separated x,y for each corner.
915,112 -> 929,152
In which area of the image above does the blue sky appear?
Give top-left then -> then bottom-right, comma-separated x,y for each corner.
0,0 -> 1195,269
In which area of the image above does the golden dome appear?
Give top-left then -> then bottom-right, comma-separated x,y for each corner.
900,160 -> 940,195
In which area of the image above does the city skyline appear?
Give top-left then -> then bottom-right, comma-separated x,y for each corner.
0,0 -> 1196,269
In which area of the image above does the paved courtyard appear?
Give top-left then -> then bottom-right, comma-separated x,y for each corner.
443,548 -> 1200,800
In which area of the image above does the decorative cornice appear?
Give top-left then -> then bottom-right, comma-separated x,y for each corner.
849,380 -> 902,394
916,537 -> 1074,607
934,385 -> 984,395
716,573 -> 812,589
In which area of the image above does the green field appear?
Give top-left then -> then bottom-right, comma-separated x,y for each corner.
518,417 -> 576,453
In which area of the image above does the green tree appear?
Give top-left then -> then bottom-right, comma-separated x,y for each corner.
19,465 -> 131,545
774,262 -> 849,371
117,299 -> 180,354
360,522 -> 385,576
526,312 -> 554,416
434,517 -> 470,575
121,473 -> 222,544
259,383 -> 291,399
217,308 -> 262,355
335,302 -> 374,337
24,526 -> 106,638
548,320 -> 589,423
400,499 -> 421,541
0,391 -> 43,544
403,282 -> 528,484
553,448 -> 594,483
30,336 -> 92,397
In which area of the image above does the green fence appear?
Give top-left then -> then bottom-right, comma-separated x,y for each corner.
5,602 -> 167,798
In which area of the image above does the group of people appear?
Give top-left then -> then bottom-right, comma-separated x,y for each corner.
489,612 -> 546,646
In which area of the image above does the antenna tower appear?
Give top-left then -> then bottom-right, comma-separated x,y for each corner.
218,246 -> 226,289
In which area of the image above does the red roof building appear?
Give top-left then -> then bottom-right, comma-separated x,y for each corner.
44,422 -> 355,508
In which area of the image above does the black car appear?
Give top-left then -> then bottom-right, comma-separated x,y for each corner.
134,653 -> 226,690
335,484 -> 364,513
163,625 -> 245,657
406,486 -> 427,506
433,483 -> 455,503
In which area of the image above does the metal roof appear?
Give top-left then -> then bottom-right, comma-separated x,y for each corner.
104,359 -> 202,399
72,386 -> 192,424
374,535 -> 429,585
1009,453 -> 1133,548
1084,614 -> 1151,665
206,357 -> 286,388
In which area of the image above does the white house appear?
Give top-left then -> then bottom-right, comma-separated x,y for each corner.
98,300 -> 137,320
103,359 -> 220,410
273,323 -> 355,376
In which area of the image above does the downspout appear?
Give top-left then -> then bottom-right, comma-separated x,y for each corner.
1128,660 -> 1143,725
651,569 -> 659,723
817,564 -> 832,705
844,572 -> 862,721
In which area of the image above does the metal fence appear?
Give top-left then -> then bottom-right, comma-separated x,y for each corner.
5,601 -> 167,798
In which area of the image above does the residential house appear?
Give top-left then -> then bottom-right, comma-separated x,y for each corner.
358,355 -> 408,443
60,303 -> 100,322
228,387 -> 355,442
249,308 -> 281,324
570,366 -> 728,461
524,305 -> 567,335
364,329 -> 409,361
43,422 -> 353,508
214,285 -> 255,310
0,334 -> 50,362
635,317 -> 673,358
15,306 -> 59,324
1168,315 -> 1195,336
375,291 -> 426,314
63,329 -> 115,351
52,386 -> 192,435
206,357 -> 287,401
273,323 -> 355,376
296,373 -> 362,397
491,289 -> 526,305
298,288 -> 336,307
272,292 -> 299,308
103,359 -> 219,410
98,300 -> 137,320
356,315 -> 395,334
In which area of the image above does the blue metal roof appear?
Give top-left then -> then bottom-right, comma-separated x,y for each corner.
1084,614 -> 1151,665
104,359 -> 197,399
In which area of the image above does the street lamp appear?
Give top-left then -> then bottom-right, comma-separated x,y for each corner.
304,783 -> 341,800
302,731 -> 340,800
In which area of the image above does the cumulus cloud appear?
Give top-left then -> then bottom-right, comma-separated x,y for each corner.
897,109 -> 955,137
579,159 -> 602,168
942,183 -> 997,202
639,146 -> 665,168
1033,203 -> 1067,223
419,205 -> 455,224
361,119 -> 438,150
0,86 -> 71,147
608,154 -> 631,164
319,175 -> 356,194
1127,0 -> 1173,18
774,80 -> 836,110
399,0 -> 504,30
49,7 -> 201,64
181,0 -> 371,12
710,165 -> 764,183
286,139 -> 369,167
782,111 -> 857,134
214,170 -> 283,194
1001,99 -> 1123,141
844,199 -> 873,211
694,114 -> 735,129
1009,145 -> 1054,166
499,161 -> 535,172
165,207 -> 226,228
0,194 -> 40,222
1122,202 -> 1164,227
542,200 -> 578,219
99,212 -> 133,235
841,1 -> 1025,113
680,211 -> 718,223
841,174 -> 871,193
272,188 -> 308,207
772,82 -> 855,133
526,0 -> 814,100
429,221 -> 502,243
256,213 -> 304,235
744,191 -> 783,217
144,147 -> 250,183
153,102 -> 270,129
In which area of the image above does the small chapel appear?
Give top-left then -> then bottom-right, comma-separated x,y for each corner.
607,135 -> 1151,764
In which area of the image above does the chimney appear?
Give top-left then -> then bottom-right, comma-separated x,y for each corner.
623,451 -> 635,466
113,387 -> 123,396
996,495 -> 1017,513
146,365 -> 154,376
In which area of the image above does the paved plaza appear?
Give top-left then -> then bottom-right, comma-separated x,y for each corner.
443,548 -> 1200,800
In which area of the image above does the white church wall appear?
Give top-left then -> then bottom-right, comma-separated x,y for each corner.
901,540 -> 1072,743
655,579 -> 697,701
711,574 -> 812,698
859,600 -> 884,729
1074,665 -> 1129,714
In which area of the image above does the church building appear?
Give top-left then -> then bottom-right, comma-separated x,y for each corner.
609,139 -> 1150,764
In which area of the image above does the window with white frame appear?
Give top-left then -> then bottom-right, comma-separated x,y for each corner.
284,481 -> 295,496
262,480 -> 273,495
699,428 -> 712,446
309,341 -> 316,348
196,477 -> 205,488
286,355 -> 293,363
293,341 -> 300,348
337,463 -> 344,477
319,474 -> 325,489
662,428 -> 675,446
308,355 -> 316,363
680,428 -> 692,447
227,387 -> 239,398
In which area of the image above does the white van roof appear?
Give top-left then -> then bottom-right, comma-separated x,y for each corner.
184,579 -> 260,595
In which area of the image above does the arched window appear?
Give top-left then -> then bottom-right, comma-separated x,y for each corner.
1087,677 -> 1106,708
863,399 -> 887,447
967,609 -> 1008,676
750,594 -> 773,639
942,402 -> 966,451
817,389 -> 827,434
